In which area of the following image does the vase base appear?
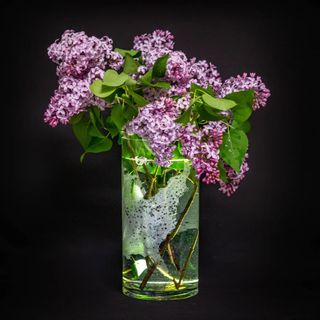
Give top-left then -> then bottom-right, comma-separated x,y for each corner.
122,286 -> 198,301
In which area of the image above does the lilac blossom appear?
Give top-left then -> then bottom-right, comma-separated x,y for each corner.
44,30 -> 122,127
218,156 -> 250,196
188,58 -> 222,93
48,30 -> 113,78
106,51 -> 124,70
126,98 -> 180,167
218,73 -> 270,110
175,95 -> 191,112
180,122 -> 226,184
44,76 -> 107,127
133,30 -> 174,67
166,51 -> 190,82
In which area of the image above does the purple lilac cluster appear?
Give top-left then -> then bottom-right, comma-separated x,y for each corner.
219,156 -> 250,196
188,58 -> 222,92
44,30 -> 123,127
218,73 -> 270,110
126,98 -> 181,167
133,30 -> 222,96
180,122 -> 226,184
133,30 -> 174,67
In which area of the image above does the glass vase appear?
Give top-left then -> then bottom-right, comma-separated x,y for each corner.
121,133 -> 199,300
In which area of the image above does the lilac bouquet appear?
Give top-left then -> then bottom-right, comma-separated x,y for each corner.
44,29 -> 270,196
44,29 -> 270,300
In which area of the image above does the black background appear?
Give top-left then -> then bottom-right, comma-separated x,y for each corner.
2,2 -> 319,319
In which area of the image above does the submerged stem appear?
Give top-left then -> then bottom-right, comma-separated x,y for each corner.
175,230 -> 199,289
139,179 -> 198,290
170,181 -> 198,240
167,242 -> 180,271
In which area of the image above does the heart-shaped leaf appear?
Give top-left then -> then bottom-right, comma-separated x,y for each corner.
90,80 -> 116,98
152,54 -> 169,78
202,93 -> 237,111
220,128 -> 248,173
103,70 -> 129,87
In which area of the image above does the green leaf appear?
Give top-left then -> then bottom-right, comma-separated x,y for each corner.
111,104 -> 138,131
206,85 -> 215,96
139,69 -> 153,84
203,103 -> 230,118
89,109 -> 97,127
71,115 -> 91,149
233,104 -> 252,122
117,133 -> 123,146
232,120 -> 251,134
69,112 -> 84,125
170,147 -> 186,170
90,106 -> 104,127
125,78 -> 137,86
103,70 -> 129,87
106,88 -> 126,104
111,104 -> 126,131
218,160 -> 229,183
220,128 -> 248,173
195,104 -> 227,122
152,81 -> 170,89
90,80 -> 116,98
123,104 -> 138,121
190,83 -> 213,95
176,108 -> 192,125
88,108 -> 104,138
202,93 -> 237,111
88,125 -> 104,138
130,91 -> 149,106
86,137 -> 112,153
225,90 -> 254,122
105,116 -> 119,138
152,54 -> 169,78
91,106 -> 100,117
114,48 -> 141,57
123,53 -> 139,75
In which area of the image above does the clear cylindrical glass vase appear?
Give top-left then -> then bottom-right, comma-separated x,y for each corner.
121,133 -> 199,301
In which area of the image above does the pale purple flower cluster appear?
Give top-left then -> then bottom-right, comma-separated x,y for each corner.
166,51 -> 189,82
134,30 -> 222,95
133,30 -> 174,67
180,122 -> 226,184
44,30 -> 123,127
188,58 -> 222,92
218,156 -> 250,196
126,98 -> 181,167
218,73 -> 271,110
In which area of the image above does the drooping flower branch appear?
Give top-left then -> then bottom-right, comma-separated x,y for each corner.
44,30 -> 122,127
44,29 -> 270,195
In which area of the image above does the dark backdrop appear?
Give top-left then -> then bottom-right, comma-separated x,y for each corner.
2,2 -> 319,319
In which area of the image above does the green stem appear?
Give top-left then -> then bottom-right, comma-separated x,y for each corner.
170,181 -> 198,240
162,169 -> 167,187
175,230 -> 199,289
144,166 -> 160,199
167,242 -> 180,271
123,134 -> 139,177
143,163 -> 153,182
